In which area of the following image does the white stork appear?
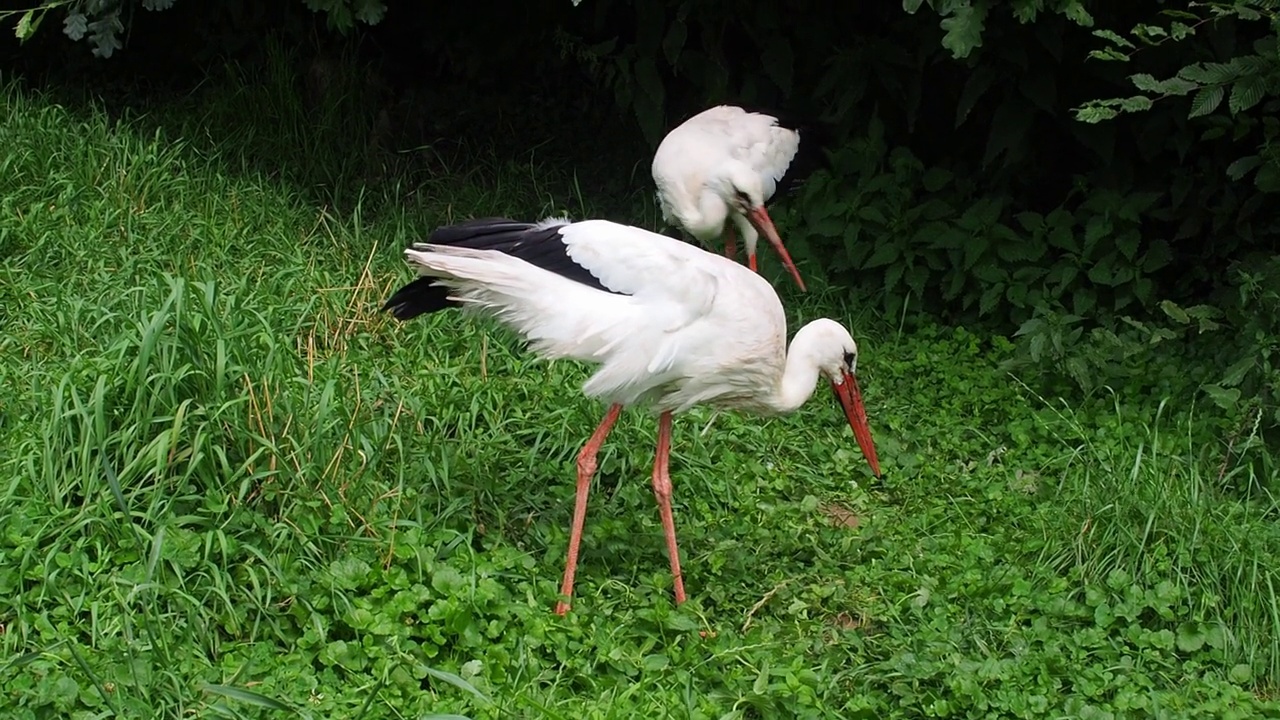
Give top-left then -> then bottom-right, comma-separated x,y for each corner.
382,216 -> 881,615
652,105 -> 826,292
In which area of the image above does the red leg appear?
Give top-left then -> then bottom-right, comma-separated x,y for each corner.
556,402 -> 623,615
748,253 -> 758,272
651,411 -> 687,605
722,223 -> 737,261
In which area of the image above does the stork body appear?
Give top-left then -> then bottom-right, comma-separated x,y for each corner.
652,105 -> 826,291
382,216 -> 880,614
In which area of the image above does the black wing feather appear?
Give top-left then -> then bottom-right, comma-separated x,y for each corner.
382,218 -> 628,322
382,276 -> 455,320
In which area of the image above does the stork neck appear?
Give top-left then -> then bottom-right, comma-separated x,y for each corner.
768,324 -> 827,414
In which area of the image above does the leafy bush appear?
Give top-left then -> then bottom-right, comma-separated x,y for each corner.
549,0 -> 1275,340
6,0 -> 386,58
786,120 -> 1174,329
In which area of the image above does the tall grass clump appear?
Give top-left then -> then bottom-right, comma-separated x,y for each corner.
2,269 -> 417,713
0,75 -> 501,716
1026,391 -> 1280,689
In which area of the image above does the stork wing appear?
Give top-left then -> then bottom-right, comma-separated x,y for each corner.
557,219 -> 721,325
396,218 -> 751,403
682,106 -> 802,201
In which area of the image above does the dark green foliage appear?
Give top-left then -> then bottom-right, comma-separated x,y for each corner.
781,119 -> 1173,329
545,1 -> 1280,438
6,0 -> 387,55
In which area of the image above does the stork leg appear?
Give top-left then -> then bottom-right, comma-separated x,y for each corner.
555,402 -> 623,615
722,223 -> 737,261
651,411 -> 688,605
747,253 -> 758,273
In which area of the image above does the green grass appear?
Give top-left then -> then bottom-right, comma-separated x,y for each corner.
4,54 -> 1280,719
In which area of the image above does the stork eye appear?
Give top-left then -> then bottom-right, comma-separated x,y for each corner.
842,350 -> 856,369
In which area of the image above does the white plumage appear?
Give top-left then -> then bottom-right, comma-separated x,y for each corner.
383,216 -> 880,614
652,105 -> 813,290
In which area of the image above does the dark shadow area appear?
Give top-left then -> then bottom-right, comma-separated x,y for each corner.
0,0 -> 657,225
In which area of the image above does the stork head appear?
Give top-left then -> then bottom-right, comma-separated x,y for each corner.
714,164 -> 767,214
713,165 -> 806,290
800,319 -> 881,479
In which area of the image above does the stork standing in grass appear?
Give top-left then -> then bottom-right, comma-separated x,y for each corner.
381,216 -> 881,615
652,105 -> 828,292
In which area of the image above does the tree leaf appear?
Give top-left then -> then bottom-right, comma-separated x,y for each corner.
1060,0 -> 1093,26
903,0 -> 926,14
1073,288 -> 1096,315
1159,299 -> 1189,324
1015,211 -> 1044,233
1141,239 -> 1172,272
864,242 -> 900,269
813,217 -> 845,238
1087,256 -> 1115,285
1187,85 -> 1224,118
923,166 -> 954,191
940,3 -> 987,59
1229,76 -> 1266,114
906,264 -> 931,295
1047,224 -> 1078,253
1115,231 -> 1139,261
1129,73 -> 1159,92
979,283 -> 1004,316
1029,331 -> 1047,361
1083,214 -> 1112,255
1222,355 -> 1255,386
996,230 -> 1047,262
858,205 -> 889,225
1134,23 -> 1167,41
1202,383 -> 1240,410
963,234 -> 991,270
885,259 -> 905,292
1226,155 -> 1263,180
1257,162 -> 1280,193
1169,21 -> 1195,41
1130,73 -> 1198,96
15,9 -> 43,41
1006,280 -> 1029,307
1179,62 -> 1241,85
1087,48 -> 1130,63
1092,29 -> 1135,49
1119,95 -> 1154,113
1133,276 -> 1154,304
943,269 -> 967,300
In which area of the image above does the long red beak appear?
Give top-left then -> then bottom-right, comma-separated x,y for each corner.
831,370 -> 881,478
746,206 -> 807,292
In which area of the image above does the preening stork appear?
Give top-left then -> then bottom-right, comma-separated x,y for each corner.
381,216 -> 881,614
652,105 -> 828,292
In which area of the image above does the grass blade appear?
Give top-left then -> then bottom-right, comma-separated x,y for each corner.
201,683 -> 294,711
